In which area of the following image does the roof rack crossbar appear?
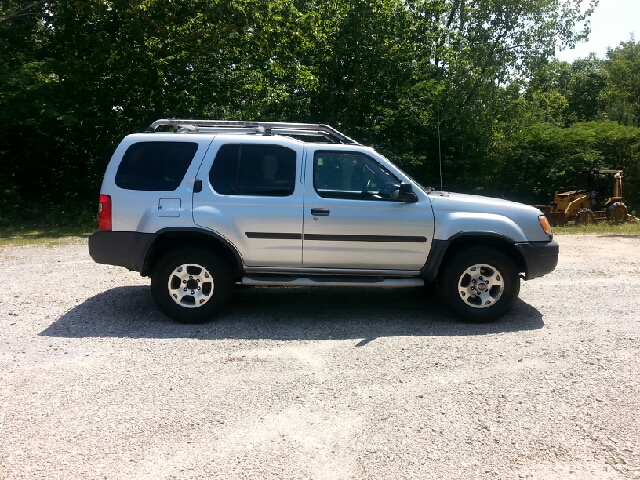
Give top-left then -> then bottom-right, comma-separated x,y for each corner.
145,119 -> 359,145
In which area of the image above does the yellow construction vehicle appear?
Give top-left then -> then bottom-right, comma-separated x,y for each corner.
539,170 -> 629,226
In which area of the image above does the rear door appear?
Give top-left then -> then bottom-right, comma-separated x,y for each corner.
193,139 -> 304,267
302,148 -> 432,271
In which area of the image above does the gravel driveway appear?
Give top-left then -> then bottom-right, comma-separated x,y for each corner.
1,234 -> 639,479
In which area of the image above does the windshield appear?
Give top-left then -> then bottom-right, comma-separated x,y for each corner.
373,152 -> 433,193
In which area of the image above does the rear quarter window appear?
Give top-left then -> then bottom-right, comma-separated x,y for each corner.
115,141 -> 198,191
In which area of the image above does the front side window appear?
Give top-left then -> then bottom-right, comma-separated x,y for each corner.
115,141 -> 198,191
209,144 -> 296,196
313,151 -> 401,200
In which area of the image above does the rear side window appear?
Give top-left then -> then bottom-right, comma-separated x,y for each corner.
115,141 -> 198,191
209,144 -> 296,196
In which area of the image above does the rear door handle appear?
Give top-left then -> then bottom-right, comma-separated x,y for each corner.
311,208 -> 330,217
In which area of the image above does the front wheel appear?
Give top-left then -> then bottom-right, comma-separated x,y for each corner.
151,247 -> 234,323
438,247 -> 520,323
606,202 -> 627,223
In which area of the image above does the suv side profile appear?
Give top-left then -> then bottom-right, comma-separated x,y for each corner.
89,119 -> 558,323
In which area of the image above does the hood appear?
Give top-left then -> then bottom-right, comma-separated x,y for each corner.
428,191 -> 541,217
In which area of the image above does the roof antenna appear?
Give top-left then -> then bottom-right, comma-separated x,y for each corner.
437,110 -> 443,192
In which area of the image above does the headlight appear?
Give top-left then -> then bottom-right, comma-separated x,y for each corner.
539,215 -> 552,235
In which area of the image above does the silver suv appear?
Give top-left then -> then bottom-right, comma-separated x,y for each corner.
89,119 -> 558,323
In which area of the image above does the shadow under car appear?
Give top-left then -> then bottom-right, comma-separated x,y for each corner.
40,284 -> 544,341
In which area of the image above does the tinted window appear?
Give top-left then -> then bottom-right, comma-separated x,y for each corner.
313,151 -> 400,200
209,144 -> 239,195
210,144 -> 296,196
115,141 -> 198,191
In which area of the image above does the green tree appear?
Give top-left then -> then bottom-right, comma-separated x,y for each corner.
602,38 -> 640,126
0,0 -> 605,221
0,0 -> 316,208
492,121 -> 640,208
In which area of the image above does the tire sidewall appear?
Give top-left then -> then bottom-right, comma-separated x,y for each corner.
439,247 -> 520,323
151,247 -> 234,323
577,208 -> 594,225
607,202 -> 626,223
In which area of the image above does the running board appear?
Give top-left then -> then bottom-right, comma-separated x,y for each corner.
241,276 -> 424,288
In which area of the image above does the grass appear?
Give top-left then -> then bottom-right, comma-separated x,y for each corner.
1,203 -> 639,246
0,201 -> 96,246
3,220 -> 638,247
552,221 -> 640,235
0,224 -> 94,246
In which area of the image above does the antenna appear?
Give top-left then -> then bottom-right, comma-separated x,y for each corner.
437,111 -> 443,192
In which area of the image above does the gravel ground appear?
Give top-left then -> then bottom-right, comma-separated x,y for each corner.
0,234 -> 639,479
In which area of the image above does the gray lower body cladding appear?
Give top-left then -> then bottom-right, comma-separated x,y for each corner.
420,238 -> 559,282
88,231 -> 559,283
516,240 -> 559,280
89,231 -> 156,273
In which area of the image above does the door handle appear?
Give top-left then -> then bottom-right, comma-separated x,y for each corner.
311,208 -> 330,216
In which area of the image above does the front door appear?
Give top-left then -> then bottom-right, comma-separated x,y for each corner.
302,149 -> 432,271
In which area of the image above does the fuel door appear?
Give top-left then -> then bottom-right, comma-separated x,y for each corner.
158,198 -> 181,217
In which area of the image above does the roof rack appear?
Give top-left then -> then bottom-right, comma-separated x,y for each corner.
144,119 -> 359,145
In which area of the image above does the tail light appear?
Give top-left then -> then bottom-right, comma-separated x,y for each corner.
98,194 -> 112,231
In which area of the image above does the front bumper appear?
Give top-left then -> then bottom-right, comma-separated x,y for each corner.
89,231 -> 156,273
517,240 -> 559,280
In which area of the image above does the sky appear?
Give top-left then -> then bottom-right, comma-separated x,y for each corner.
555,0 -> 639,62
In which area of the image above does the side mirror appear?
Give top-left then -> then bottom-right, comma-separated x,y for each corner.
398,183 -> 418,203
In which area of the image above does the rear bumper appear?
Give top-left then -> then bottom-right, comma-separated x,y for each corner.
89,231 -> 156,273
517,240 -> 559,280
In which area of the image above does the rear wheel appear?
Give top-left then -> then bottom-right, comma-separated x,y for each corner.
576,208 -> 595,225
151,247 -> 234,323
438,247 -> 520,323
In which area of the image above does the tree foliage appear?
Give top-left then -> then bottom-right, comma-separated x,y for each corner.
3,0 -> 640,219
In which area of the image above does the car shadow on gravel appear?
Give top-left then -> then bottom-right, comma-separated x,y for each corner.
40,285 -> 544,341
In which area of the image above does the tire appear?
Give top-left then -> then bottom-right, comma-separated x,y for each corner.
576,208 -> 595,225
151,247 -> 234,324
437,247 -> 520,323
606,202 -> 627,223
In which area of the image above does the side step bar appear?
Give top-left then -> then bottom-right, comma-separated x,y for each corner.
241,276 -> 424,288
